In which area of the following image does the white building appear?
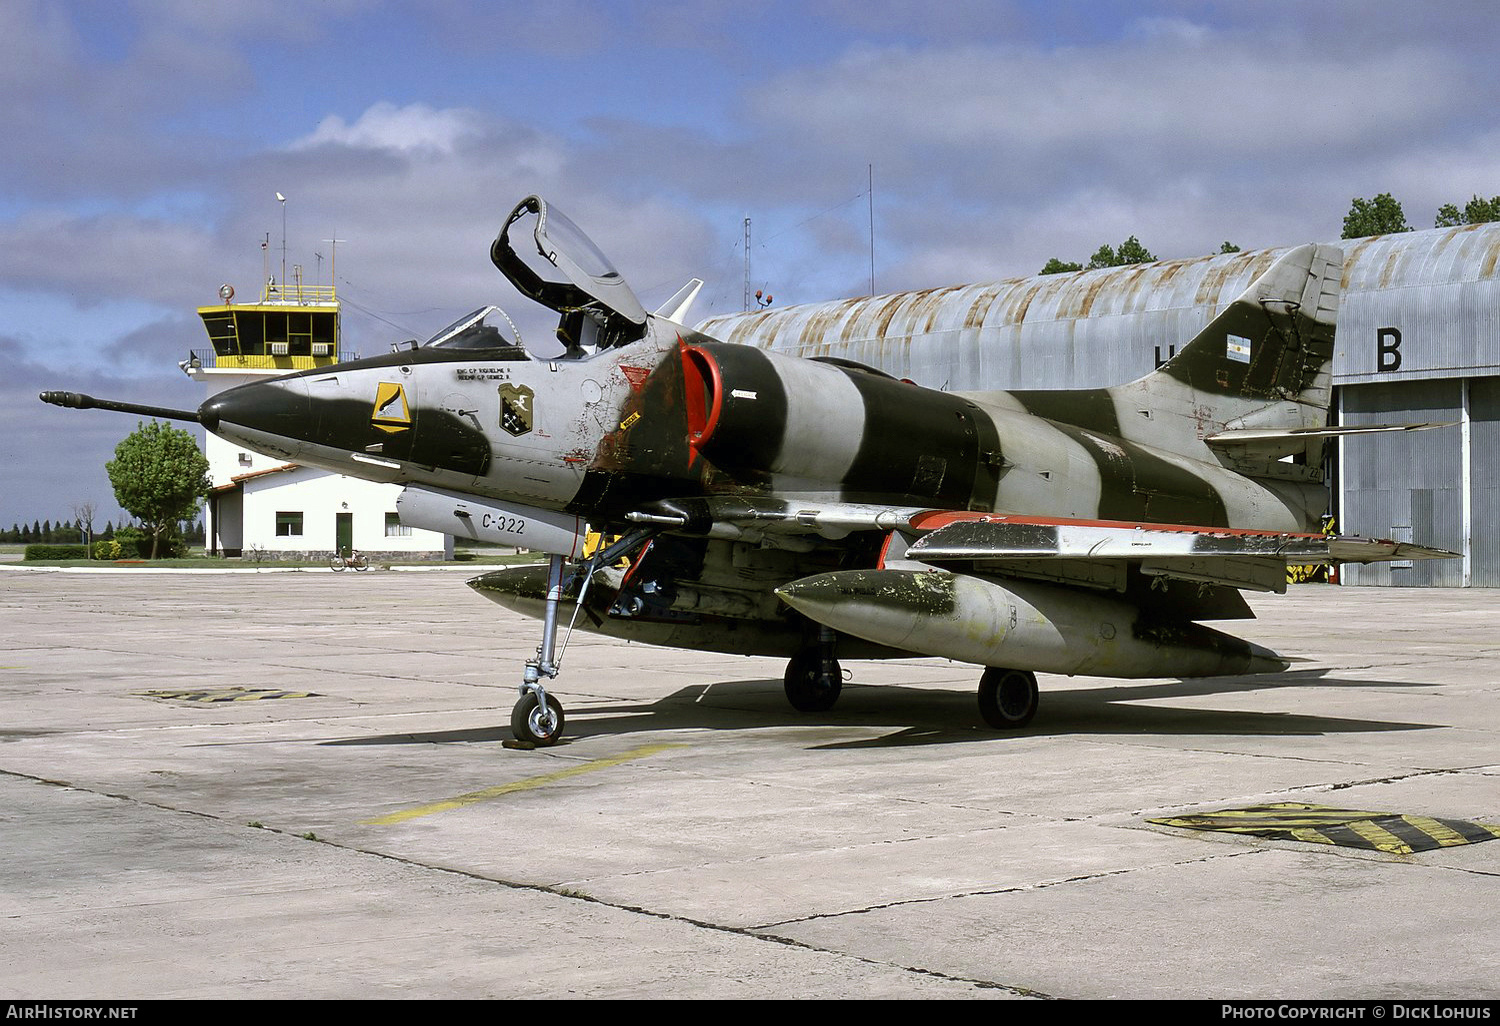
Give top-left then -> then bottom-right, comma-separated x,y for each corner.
189,277 -> 451,560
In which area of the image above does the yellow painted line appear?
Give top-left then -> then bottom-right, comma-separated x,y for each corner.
363,742 -> 686,826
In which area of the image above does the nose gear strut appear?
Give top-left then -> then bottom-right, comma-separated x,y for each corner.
510,528 -> 655,746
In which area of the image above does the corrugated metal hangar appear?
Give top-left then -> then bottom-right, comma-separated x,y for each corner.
699,223 -> 1500,587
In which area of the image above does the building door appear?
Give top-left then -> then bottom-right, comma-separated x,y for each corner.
1340,379 -> 1464,586
336,512 -> 353,555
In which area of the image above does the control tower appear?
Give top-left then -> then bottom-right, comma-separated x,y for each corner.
186,267 -> 450,560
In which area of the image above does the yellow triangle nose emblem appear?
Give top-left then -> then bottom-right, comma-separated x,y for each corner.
372,382 -> 412,433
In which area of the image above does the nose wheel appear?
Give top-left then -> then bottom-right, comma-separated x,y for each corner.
511,689 -> 565,746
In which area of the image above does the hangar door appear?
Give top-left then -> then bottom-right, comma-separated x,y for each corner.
1471,377 -> 1500,587
1339,379 -> 1465,587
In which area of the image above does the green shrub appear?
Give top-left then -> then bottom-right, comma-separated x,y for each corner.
109,525 -> 185,559
24,545 -> 89,560
93,539 -> 122,560
113,526 -> 155,559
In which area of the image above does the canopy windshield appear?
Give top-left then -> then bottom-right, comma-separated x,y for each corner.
424,306 -> 521,351
491,195 -> 648,353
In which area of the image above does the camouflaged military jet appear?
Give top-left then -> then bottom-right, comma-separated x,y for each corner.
42,195 -> 1454,746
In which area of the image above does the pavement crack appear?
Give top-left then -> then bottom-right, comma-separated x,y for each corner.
750,848 -> 1260,931
1,768 -> 1035,995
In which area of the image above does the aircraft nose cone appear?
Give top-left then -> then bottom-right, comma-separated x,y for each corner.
198,378 -> 313,448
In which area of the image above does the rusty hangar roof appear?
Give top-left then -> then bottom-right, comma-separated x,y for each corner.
696,223 -> 1500,390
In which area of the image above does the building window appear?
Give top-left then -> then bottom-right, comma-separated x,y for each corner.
275,512 -> 304,537
385,512 -> 411,537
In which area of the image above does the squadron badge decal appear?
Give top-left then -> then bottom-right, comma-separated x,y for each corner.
500,382 -> 535,436
371,382 -> 412,433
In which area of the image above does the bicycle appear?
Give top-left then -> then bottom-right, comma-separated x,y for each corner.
329,548 -> 369,571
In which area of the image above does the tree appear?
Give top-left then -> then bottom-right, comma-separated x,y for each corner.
1219,241 -> 1241,253
1114,236 -> 1156,265
1085,245 -> 1113,269
1039,257 -> 1083,275
1435,194 -> 1500,228
1040,237 -> 1157,275
72,502 -> 97,558
105,421 -> 211,559
1086,236 -> 1157,270
1342,193 -> 1411,239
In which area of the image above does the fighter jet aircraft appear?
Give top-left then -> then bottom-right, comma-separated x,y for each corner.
42,195 -> 1454,745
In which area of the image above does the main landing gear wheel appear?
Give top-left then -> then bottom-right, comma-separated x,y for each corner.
784,649 -> 843,713
511,692 -> 565,746
978,668 -> 1039,729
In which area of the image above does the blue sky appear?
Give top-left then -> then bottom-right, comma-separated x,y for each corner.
4,0 -> 1498,529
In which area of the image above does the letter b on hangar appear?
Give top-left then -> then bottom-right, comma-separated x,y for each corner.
1377,326 -> 1403,372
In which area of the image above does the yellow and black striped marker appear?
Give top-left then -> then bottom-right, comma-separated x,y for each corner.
136,687 -> 317,703
1151,802 -> 1500,855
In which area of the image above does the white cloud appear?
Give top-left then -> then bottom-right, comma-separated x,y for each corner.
750,36 -> 1459,174
293,102 -> 490,155
1129,16 -> 1212,45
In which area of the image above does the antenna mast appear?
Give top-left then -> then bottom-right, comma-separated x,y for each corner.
868,164 -> 876,295
322,237 -> 345,299
276,192 -> 288,292
743,216 -> 752,312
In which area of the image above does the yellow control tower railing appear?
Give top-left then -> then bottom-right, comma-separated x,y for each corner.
194,275 -> 348,371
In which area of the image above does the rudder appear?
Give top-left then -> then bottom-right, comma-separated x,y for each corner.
1146,243 -> 1342,430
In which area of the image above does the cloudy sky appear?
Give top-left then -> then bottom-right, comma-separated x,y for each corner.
4,0 -> 1497,531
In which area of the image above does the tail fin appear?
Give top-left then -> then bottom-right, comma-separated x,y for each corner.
1133,243 -> 1342,456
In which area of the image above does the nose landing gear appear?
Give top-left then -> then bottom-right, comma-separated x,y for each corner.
509,530 -> 654,746
511,554 -> 568,746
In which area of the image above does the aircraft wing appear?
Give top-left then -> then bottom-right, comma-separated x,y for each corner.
905,513 -> 1457,594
